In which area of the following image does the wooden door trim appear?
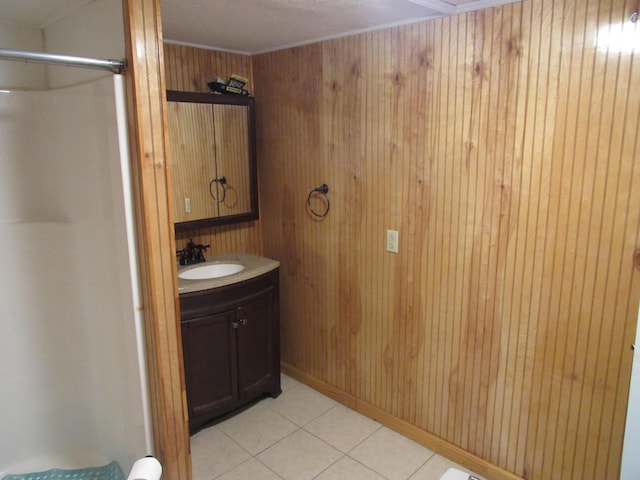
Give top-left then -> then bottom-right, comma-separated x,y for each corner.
122,0 -> 191,478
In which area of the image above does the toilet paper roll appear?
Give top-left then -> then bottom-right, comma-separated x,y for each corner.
127,457 -> 162,480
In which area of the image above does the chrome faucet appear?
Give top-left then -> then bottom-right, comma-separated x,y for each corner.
177,239 -> 210,265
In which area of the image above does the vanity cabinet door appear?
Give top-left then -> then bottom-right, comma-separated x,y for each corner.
236,289 -> 277,400
179,269 -> 281,433
181,310 -> 238,431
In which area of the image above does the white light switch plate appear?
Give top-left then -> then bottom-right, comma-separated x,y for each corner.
386,229 -> 399,253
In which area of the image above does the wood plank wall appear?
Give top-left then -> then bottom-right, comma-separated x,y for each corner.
122,1 -> 190,478
163,43 -> 263,256
253,0 -> 640,479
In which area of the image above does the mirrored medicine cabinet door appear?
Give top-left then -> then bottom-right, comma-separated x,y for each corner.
166,90 -> 258,231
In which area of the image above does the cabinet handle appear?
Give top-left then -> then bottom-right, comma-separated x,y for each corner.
240,318 -> 248,326
231,320 -> 239,329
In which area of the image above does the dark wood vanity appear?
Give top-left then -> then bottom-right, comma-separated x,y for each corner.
179,267 -> 281,433
168,88 -> 278,433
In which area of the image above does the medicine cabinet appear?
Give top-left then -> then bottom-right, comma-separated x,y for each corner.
166,91 -> 258,231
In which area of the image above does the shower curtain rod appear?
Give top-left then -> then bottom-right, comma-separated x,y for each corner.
0,48 -> 126,74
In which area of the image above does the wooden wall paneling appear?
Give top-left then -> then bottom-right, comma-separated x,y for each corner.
163,43 -> 254,94
449,12 -> 471,447
388,25 -> 404,420
583,3 -> 640,478
379,24 -> 396,419
370,27 -> 385,408
508,0 -> 537,473
409,21 -> 430,426
322,37 -> 339,393
174,222 -> 262,256
453,11 -> 475,452
122,0 -> 190,478
401,21 -> 428,428
253,43 -> 325,375
608,7 -> 640,475
438,14 -> 455,445
515,0 -> 553,476
433,14 -> 449,444
167,102 -> 218,223
460,6 -> 492,458
422,15 -> 440,440
254,0 -> 640,478
462,5 -> 486,455
355,29 -> 372,409
382,24 -> 395,412
357,30 -> 375,409
444,7 -> 462,450
394,23 -> 414,425
304,41 -> 331,383
446,9 -> 464,452
529,1 -> 609,478
367,28 -> 383,414
609,4 -> 640,475
538,0 -> 579,475
213,104 -> 252,217
355,30 -> 372,409
163,43 -> 262,256
523,0 -> 561,475
552,3 -> 597,478
324,32 -> 365,405
500,1 -> 530,473
485,2 -> 525,467
308,41 -> 328,391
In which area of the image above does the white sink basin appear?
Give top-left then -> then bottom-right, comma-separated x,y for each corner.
179,262 -> 245,280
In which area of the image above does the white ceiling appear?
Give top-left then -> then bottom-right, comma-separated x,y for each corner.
2,0 -> 521,55
1,0 -> 94,28
161,0 -> 522,54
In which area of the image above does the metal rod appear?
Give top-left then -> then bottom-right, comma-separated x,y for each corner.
0,48 -> 126,74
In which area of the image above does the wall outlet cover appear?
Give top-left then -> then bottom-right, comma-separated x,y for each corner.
386,229 -> 399,253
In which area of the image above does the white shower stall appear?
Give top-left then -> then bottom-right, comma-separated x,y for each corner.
0,73 -> 149,476
0,8 -> 151,474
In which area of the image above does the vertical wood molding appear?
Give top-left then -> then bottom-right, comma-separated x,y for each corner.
122,1 -> 191,478
254,0 -> 640,479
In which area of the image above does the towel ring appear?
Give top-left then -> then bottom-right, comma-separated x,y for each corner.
307,184 -> 330,218
209,176 -> 227,203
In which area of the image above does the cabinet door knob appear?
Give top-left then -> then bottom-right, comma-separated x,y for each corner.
231,320 -> 239,329
240,318 -> 248,326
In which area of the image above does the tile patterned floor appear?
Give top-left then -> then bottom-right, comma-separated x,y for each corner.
191,375 -> 485,480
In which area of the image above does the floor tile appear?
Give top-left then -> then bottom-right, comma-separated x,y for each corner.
409,455 -> 486,480
349,427 -> 435,480
304,404 -> 382,453
190,427 -> 251,480
190,375 -> 485,480
314,456 -> 386,480
280,373 -> 302,392
217,400 -> 298,455
267,382 -> 337,426
256,429 -> 342,480
215,459 -> 283,480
